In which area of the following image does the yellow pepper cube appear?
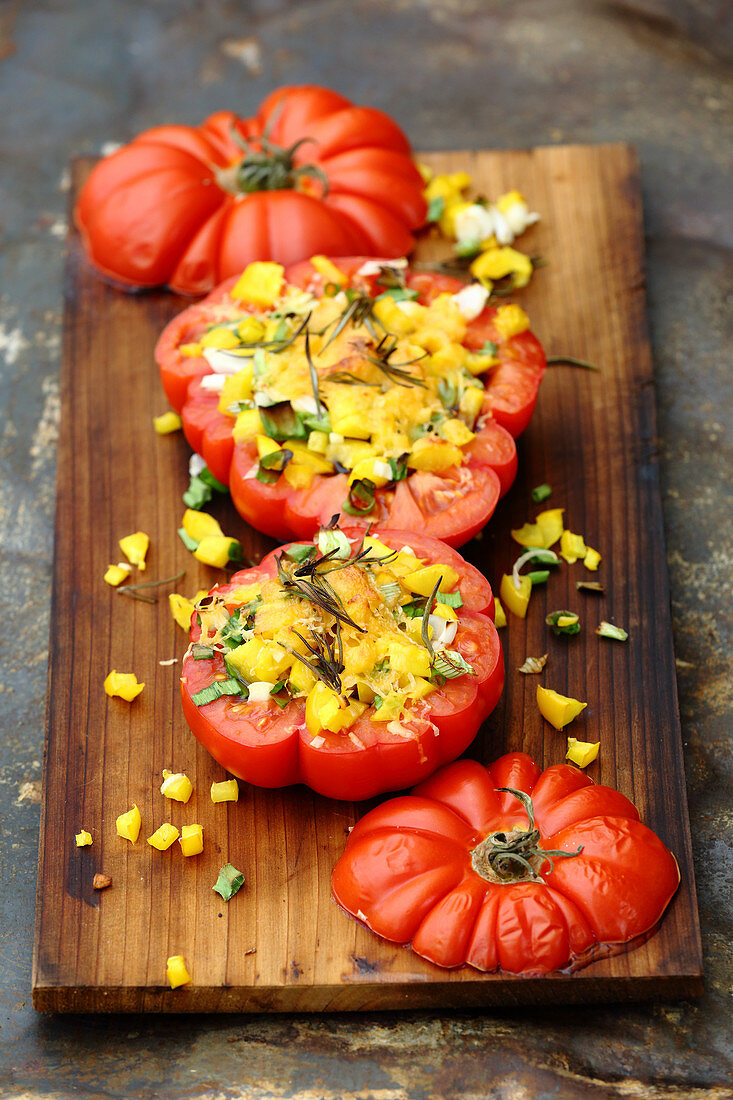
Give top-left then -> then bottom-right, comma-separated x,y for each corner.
566,737 -> 600,768
499,574 -> 531,618
439,418 -> 475,446
230,261 -> 284,307
408,676 -> 435,703
309,254 -> 347,285
210,779 -> 239,804
362,535 -> 396,560
305,682 -> 366,736
511,508 -> 565,550
236,316 -> 266,344
255,434 -> 281,459
348,457 -> 392,488
408,438 -> 464,473
179,342 -> 202,357
372,295 -> 417,336
104,671 -> 145,702
431,602 -> 458,622
493,301 -> 532,334
119,531 -> 149,571
386,641 -> 431,678
283,463 -> 314,490
493,597 -> 507,628
369,693 -> 405,722
458,386 -> 485,426
226,583 -> 261,609
218,365 -> 254,413
166,955 -> 191,989
288,659 -> 317,696
160,770 -> 193,804
147,823 -> 180,851
153,411 -> 182,435
307,430 -> 329,455
116,804 -> 141,843
182,508 -> 224,542
104,563 -> 131,587
194,536 -> 239,569
537,686 -> 587,731
283,440 -> 333,475
75,830 -> 93,847
560,530 -> 588,564
404,563 -> 460,597
471,252 -> 533,296
179,823 -> 204,857
584,547 -> 602,571
199,326 -> 240,350
232,408 -> 265,443
169,593 -> 195,631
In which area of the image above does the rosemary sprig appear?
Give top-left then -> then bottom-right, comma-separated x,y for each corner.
365,334 -> 428,389
303,327 -> 324,417
285,626 -> 345,694
117,570 -> 186,604
421,576 -> 442,659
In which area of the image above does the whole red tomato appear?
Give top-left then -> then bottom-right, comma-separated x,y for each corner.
332,752 -> 680,974
75,86 -> 426,295
180,528 -> 504,801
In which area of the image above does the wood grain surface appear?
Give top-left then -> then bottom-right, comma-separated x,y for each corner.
33,145 -> 703,1012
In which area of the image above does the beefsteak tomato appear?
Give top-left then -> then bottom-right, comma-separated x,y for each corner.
332,752 -> 680,974
75,86 -> 426,295
180,526 -> 503,800
156,256 -> 545,547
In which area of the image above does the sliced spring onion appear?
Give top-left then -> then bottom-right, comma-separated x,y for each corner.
178,527 -> 199,552
256,447 -> 292,484
596,621 -> 628,641
431,649 -> 475,679
527,570 -> 550,585
284,543 -> 316,564
192,644 -> 215,660
378,582 -> 401,604
518,653 -> 548,675
531,483 -> 552,503
576,581 -> 605,594
512,548 -> 559,589
317,526 -> 351,560
191,678 -> 244,706
343,477 -> 376,516
436,590 -> 464,608
546,610 -> 581,637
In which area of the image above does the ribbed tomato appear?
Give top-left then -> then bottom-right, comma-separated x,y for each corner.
75,86 -> 426,295
332,752 -> 680,974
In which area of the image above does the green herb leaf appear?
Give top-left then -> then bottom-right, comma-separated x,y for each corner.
213,863 -> 245,902
546,610 -> 581,637
436,590 -> 463,609
191,678 -> 243,706
427,195 -> 445,222
531,483 -> 552,503
178,527 -> 199,552
547,355 -> 601,372
596,621 -> 628,641
454,239 -> 481,258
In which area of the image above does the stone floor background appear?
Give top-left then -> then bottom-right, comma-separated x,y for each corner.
0,1 -> 731,1097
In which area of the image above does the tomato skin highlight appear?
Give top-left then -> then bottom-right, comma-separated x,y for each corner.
76,88 -> 426,295
180,531 -> 503,801
332,752 -> 681,973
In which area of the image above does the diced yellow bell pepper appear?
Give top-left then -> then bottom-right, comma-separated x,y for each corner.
327,438 -> 373,468
307,430 -> 329,455
75,829 -> 93,847
432,602 -> 458,621
584,547 -> 601,571
493,597 -> 507,628
385,640 -> 432,678
369,693 -> 405,722
348,457 -> 392,488
288,659 -> 317,696
407,437 -> 463,473
403,563 -> 460,596
560,530 -> 587,564
218,365 -> 254,413
182,508 -> 224,542
439,418 -> 475,446
119,531 -> 149,571
232,408 -> 265,443
471,252 -> 533,295
566,737 -> 600,768
116,804 -> 141,843
536,686 -> 587,731
283,440 -> 333,474
210,779 -> 239,803
464,350 -> 499,376
356,681 -> 377,704
166,955 -> 191,989
104,563 -> 131,587
104,671 -> 145,701
200,326 -> 240,350
309,254 -> 347,285
283,463 -> 314,490
160,770 -> 193,804
179,342 -> 202,357
255,434 -> 281,459
511,508 -> 564,550
179,823 -> 204,857
372,295 -> 417,336
153,411 -> 182,435
226,583 -> 261,609
362,535 -> 396,560
147,823 -> 180,851
230,261 -> 284,308
305,682 -> 366,736
236,316 -> 266,344
194,536 -> 239,569
458,386 -> 485,426
227,638 -> 291,683
169,592 -> 196,631
499,574 -> 531,618
496,189 -> 527,213
408,676 -> 435,702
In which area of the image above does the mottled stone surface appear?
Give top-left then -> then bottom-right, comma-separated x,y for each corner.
0,0 -> 731,1096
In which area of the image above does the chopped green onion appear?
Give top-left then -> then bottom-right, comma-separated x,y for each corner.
178,527 -> 199,552
343,477 -> 376,516
191,678 -> 244,706
596,621 -> 628,642
546,610 -> 581,637
400,600 -> 425,619
531,483 -> 552,503
477,340 -> 498,356
528,570 -> 550,585
375,287 -> 419,303
317,526 -> 351,560
227,540 -> 244,563
512,548 -> 559,588
546,355 -> 601,372
284,543 -> 316,564
431,649 -> 475,679
427,195 -> 445,222
518,653 -> 548,674
454,239 -> 481,259
199,467 -> 228,493
258,402 -> 308,442
183,474 -> 213,511
256,447 -> 292,485
388,455 -> 410,482
378,582 -> 401,604
436,590 -> 463,608
192,644 -> 215,660
576,581 -> 605,594
213,863 -> 245,902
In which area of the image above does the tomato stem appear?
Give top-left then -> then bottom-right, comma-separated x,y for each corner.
219,124 -> 329,197
470,787 -> 583,884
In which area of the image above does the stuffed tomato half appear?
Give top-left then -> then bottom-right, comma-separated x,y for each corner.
180,524 -> 503,800
156,255 -> 546,547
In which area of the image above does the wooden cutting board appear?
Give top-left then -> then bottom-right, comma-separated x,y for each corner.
33,145 -> 703,1012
